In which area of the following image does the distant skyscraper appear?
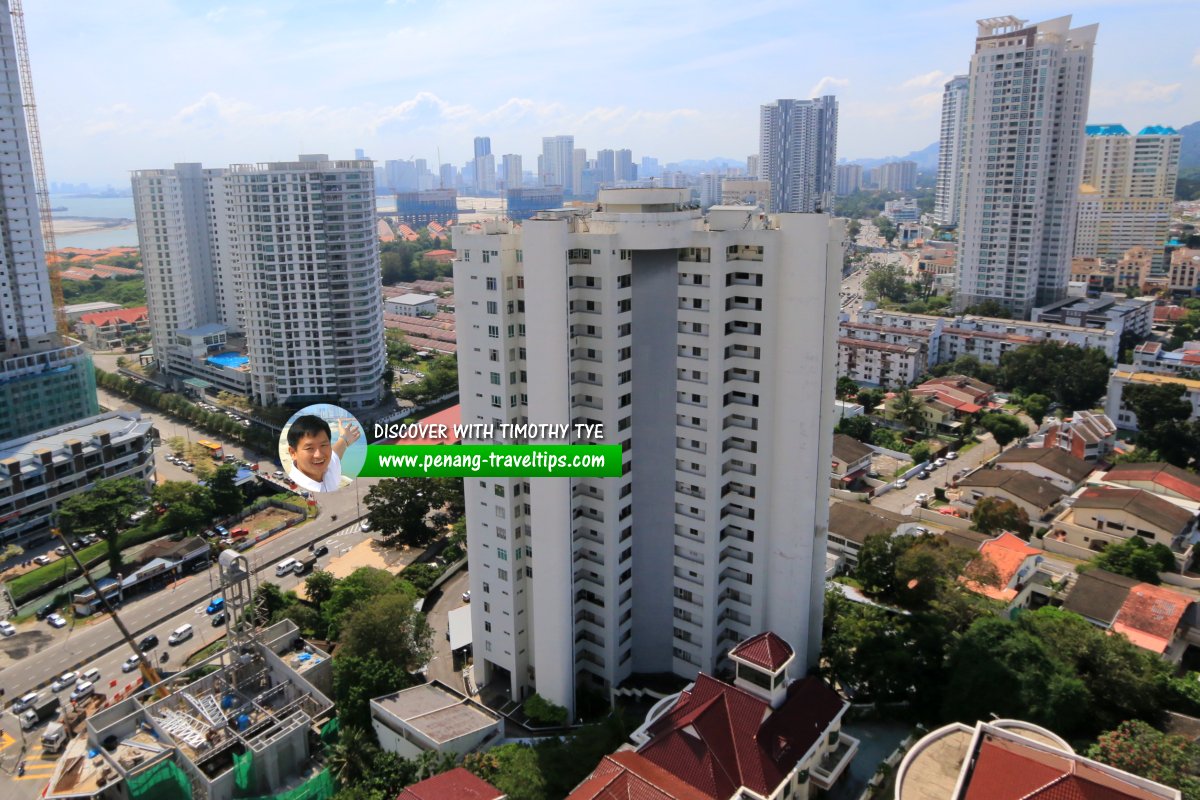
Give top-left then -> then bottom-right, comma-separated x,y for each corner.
955,15 -> 1097,316
933,75 -> 969,227
439,162 -> 456,190
501,154 -> 522,191
597,149 -> 616,186
541,135 -> 575,194
640,156 -> 661,180
473,137 -> 491,159
747,154 -> 760,179
874,161 -> 916,193
698,173 -> 722,209
758,96 -> 838,213
473,137 -> 495,195
354,148 -> 367,160
1074,124 -> 1181,267
615,149 -> 635,182
835,164 -> 863,196
573,148 -> 587,198
0,0 -> 98,442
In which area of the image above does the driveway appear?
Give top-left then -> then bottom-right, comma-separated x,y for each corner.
870,434 -> 998,515
423,567 -> 470,693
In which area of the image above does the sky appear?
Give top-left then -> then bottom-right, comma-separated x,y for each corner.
27,0 -> 1200,188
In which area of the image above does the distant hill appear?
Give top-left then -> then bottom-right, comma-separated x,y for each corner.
669,157 -> 747,174
1179,121 -> 1200,169
848,142 -> 939,172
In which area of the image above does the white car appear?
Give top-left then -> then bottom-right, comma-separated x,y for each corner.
946,451 -> 958,460
895,478 -> 908,489
934,458 -> 947,468
0,620 -> 15,636
122,654 -> 143,673
51,671 -> 78,692
47,613 -> 67,629
360,519 -> 372,532
70,681 -> 95,702
914,493 -> 930,506
33,555 -> 51,566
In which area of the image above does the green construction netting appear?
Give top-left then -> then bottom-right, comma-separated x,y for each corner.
126,759 -> 191,800
239,769 -> 337,800
234,749 -> 256,796
319,718 -> 340,746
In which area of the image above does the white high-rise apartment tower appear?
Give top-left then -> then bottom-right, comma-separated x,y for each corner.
758,96 -> 838,213
954,15 -> 1097,317
0,0 -> 98,442
454,189 -> 842,715
501,154 -> 523,191
541,135 -> 575,195
933,75 -> 969,227
1074,124 -> 1181,267
132,156 -> 386,410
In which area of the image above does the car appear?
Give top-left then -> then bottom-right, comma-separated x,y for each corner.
938,507 -> 963,517
934,457 -> 947,468
272,470 -> 286,479
215,525 -> 229,536
122,654 -> 143,673
914,493 -> 930,506
275,558 -> 298,577
168,624 -> 193,645
206,597 -> 225,615
313,544 -> 329,558
33,554 -> 51,566
230,528 -> 249,539
71,539 -> 86,550
0,620 -> 15,636
224,455 -> 238,463
360,519 -> 372,532
83,533 -> 100,545
867,469 -> 880,479
138,634 -> 159,652
918,470 -> 931,480
894,478 -> 907,489
182,465 -> 194,473
51,671 -> 78,692
70,681 -> 95,703
211,612 -> 226,627
12,692 -> 40,712
79,668 -> 101,685
946,451 -> 958,460
54,545 -> 69,557
36,601 -> 58,620
47,613 -> 67,628
462,590 -> 471,603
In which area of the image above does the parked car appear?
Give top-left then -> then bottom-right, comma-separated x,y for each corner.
33,555 -> 51,566
54,545 -> 69,557
138,634 -> 159,652
934,458 -> 947,468
230,528 -> 249,539
215,526 -> 229,537
462,591 -> 471,603
918,470 -> 931,480
50,671 -> 78,692
122,654 -> 143,673
946,451 -> 958,460
47,613 -> 67,629
894,478 -> 907,489
915,493 -> 930,506
36,602 -> 59,620
0,620 -> 15,636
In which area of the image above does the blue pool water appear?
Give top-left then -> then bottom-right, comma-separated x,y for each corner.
207,352 -> 249,369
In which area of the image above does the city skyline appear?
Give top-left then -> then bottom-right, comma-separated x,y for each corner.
28,1 -> 1200,187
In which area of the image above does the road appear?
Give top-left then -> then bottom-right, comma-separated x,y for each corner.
869,433 -> 1000,515
424,568 -> 471,692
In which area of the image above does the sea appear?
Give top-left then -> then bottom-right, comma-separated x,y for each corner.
50,194 -> 139,249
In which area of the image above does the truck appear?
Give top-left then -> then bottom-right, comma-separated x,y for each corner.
292,555 -> 317,576
40,705 -> 87,755
20,696 -> 60,731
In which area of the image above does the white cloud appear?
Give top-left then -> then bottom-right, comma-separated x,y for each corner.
1193,49 -> 1200,66
901,70 -> 949,90
171,92 -> 253,128
809,76 -> 850,97
1092,80 -> 1183,107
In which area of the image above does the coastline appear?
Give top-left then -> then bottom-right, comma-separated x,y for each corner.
53,216 -> 135,237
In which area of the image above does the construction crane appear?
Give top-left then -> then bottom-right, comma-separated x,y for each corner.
52,528 -> 169,699
9,0 -> 67,335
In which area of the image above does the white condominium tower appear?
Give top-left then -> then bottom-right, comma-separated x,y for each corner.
541,135 -> 575,195
454,188 -> 842,716
933,75 -> 969,227
0,0 -> 97,442
1075,124 -> 1181,267
132,156 -> 386,410
954,15 -> 1097,317
758,96 -> 838,213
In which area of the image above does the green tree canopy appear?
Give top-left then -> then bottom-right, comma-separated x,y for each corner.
1122,382 -> 1200,469
464,744 -> 547,800
332,654 -> 413,731
998,341 -> 1112,410
836,414 -> 874,444
978,412 -> 1027,447
323,567 -> 412,638
58,476 -> 148,571
836,375 -> 860,399
971,496 -> 1032,537
1090,536 -> 1176,584
364,479 -> 443,547
338,592 -> 432,673
1088,721 -> 1200,799
208,464 -> 244,517
152,481 -> 216,536
863,262 -> 908,302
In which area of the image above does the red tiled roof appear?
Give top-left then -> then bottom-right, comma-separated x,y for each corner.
79,306 -> 149,326
965,532 -> 1040,602
1104,462 -> 1200,503
567,752 -> 711,800
1025,774 -> 1148,800
1111,583 -> 1191,654
964,738 -> 1067,799
639,674 -> 843,799
396,768 -> 504,800
393,404 -> 461,446
729,632 -> 793,672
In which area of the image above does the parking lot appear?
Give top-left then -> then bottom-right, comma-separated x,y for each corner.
869,434 -> 999,515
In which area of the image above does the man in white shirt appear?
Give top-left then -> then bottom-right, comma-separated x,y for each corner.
286,415 -> 361,493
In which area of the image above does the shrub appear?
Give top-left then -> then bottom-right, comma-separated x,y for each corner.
523,693 -> 569,727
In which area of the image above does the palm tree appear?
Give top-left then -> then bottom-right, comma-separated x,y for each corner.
327,725 -> 373,785
893,389 -> 927,434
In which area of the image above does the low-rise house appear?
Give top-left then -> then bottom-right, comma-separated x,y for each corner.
1107,369 -> 1200,431
1131,340 -> 1200,376
831,434 -> 873,489
993,446 -> 1094,493
883,375 -> 993,434
827,501 -> 916,571
959,532 -> 1044,607
371,681 -> 502,759
386,293 -> 439,317
895,719 -> 1182,799
1045,486 -> 1199,571
1100,462 -> 1200,511
1064,569 -> 1195,662
1040,409 -> 1117,462
570,633 -> 856,800
956,470 -> 1065,523
397,768 -> 505,800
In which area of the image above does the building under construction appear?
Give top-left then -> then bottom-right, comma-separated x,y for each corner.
42,551 -> 338,800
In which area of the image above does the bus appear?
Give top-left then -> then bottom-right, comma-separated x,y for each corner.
197,439 -> 224,460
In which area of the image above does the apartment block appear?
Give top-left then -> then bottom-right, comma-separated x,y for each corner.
873,160 -> 916,193
955,16 -> 1097,316
933,75 -> 969,226
1107,370 -> 1200,432
882,197 -> 920,223
454,189 -> 842,716
836,315 -> 932,387
835,163 -> 862,197
1130,341 -> 1200,376
1169,248 -> 1200,295
759,96 -> 838,213
1031,293 -> 1155,341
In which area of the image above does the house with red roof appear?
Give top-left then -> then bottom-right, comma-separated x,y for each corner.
1101,462 -> 1200,507
396,767 -> 505,800
896,719 -> 1181,799
569,633 -> 855,800
882,375 -> 994,434
76,305 -> 150,349
1040,409 -> 1117,462
958,532 -> 1045,607
1112,583 -> 1194,661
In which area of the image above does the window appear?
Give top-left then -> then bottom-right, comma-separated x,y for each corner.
487,301 -> 498,314
488,325 -> 500,339
491,395 -> 502,408
498,548 -> 508,561
498,568 -> 508,581
486,277 -> 498,290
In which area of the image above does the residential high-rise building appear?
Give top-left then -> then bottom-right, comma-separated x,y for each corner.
132,156 -> 386,410
597,149 -> 616,185
835,164 -> 863,196
501,154 -> 522,191
473,137 -> 491,160
615,149 -> 635,182
473,138 -> 496,194
698,173 -> 722,209
874,160 -> 917,193
640,156 -> 661,180
933,75 -> 969,226
1074,124 -> 1181,267
0,0 -> 98,442
954,15 -> 1097,317
573,148 -> 587,198
758,96 -> 838,213
542,135 -> 575,195
454,188 -> 842,715
439,162 -> 456,190
746,154 -> 760,180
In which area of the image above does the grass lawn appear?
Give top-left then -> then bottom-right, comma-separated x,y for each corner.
834,575 -> 865,590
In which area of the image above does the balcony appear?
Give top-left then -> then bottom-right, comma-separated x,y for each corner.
810,732 -> 860,790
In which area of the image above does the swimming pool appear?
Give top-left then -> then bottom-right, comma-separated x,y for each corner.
207,352 -> 249,369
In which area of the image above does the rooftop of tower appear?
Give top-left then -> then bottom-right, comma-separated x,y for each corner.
1086,123 -> 1130,137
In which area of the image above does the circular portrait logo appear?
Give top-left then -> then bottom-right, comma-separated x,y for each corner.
277,404 -> 366,493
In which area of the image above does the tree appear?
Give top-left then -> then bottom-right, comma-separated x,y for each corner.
873,215 -> 898,246
208,464 -> 244,517
1091,536 -> 1176,584
304,570 -> 336,611
464,744 -> 547,800
846,219 -> 862,241
1088,721 -> 1200,799
836,413 -> 875,443
863,262 -> 908,303
364,479 -> 441,547
855,534 -> 913,597
57,476 -> 148,571
523,693 -> 569,726
978,412 -> 1026,447
323,567 -> 412,638
328,726 -> 375,785
929,355 -> 1000,385
962,299 -> 1012,319
998,341 -> 1112,411
152,481 -> 216,536
891,388 -> 928,432
971,496 -> 1032,537
908,442 -> 932,465
1123,382 -> 1200,468
1019,393 -> 1051,423
856,387 -> 886,411
836,375 -> 860,400
250,582 -> 289,626
333,654 -> 413,731
338,592 -> 433,673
